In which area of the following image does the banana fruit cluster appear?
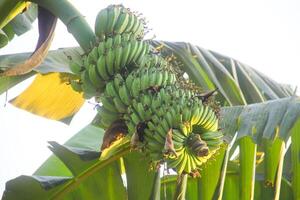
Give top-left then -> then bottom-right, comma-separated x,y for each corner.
95,5 -> 145,41
69,32 -> 149,98
69,4 -> 223,175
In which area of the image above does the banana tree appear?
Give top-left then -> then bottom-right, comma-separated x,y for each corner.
0,0 -> 299,200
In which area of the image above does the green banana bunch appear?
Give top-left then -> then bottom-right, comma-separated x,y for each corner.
69,35 -> 150,98
95,5 -> 145,41
69,4 -> 223,176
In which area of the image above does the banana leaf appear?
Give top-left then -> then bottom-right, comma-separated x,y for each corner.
149,41 -> 293,106
0,48 -> 84,123
160,174 -> 293,200
0,47 -> 82,96
2,124 -> 158,200
220,96 -> 300,143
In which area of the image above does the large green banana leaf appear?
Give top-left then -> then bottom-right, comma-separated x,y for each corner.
3,96 -> 300,199
149,41 -> 294,105
2,125 -> 156,200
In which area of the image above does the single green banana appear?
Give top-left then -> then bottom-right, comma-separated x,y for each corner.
130,110 -> 142,125
131,77 -> 141,97
105,81 -> 119,97
114,10 -> 129,34
97,42 -> 106,55
206,139 -> 223,147
127,40 -> 139,63
151,115 -> 160,125
113,97 -> 127,113
100,96 -> 118,113
114,45 -> 123,72
155,124 -> 166,138
119,84 -> 132,105
106,5 -> 121,34
165,112 -> 173,128
124,13 -> 135,33
70,80 -> 82,92
161,119 -> 170,133
155,71 -> 163,86
149,71 -> 157,86
130,15 -> 140,34
197,106 -> 209,125
96,55 -> 110,80
105,48 -> 115,76
132,41 -> 144,61
200,131 -> 223,140
90,47 -> 99,63
126,120 -> 136,134
182,107 -> 192,122
177,150 -> 188,174
191,106 -> 202,125
95,9 -> 108,40
88,64 -> 105,88
167,149 -> 184,168
179,124 -> 189,136
81,70 -> 97,91
113,34 -> 122,47
125,73 -> 134,89
198,108 -> 213,127
105,37 -> 113,50
136,42 -> 149,64
140,71 -> 150,90
133,18 -> 144,38
98,106 -> 119,122
120,42 -> 131,67
69,61 -> 82,75
122,33 -> 131,42
136,102 -> 146,121
202,114 -> 218,131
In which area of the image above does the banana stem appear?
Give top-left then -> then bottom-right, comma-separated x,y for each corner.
29,0 -> 96,53
174,173 -> 188,200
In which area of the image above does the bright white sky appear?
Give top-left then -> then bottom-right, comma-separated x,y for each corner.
0,0 -> 300,195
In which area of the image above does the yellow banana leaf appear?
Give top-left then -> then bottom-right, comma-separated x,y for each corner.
11,72 -> 84,122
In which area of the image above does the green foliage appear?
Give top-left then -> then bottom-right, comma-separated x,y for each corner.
1,2 -> 299,200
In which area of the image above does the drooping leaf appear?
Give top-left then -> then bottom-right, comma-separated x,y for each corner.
0,6 -> 57,76
220,96 -> 300,143
150,41 -> 293,106
0,70 -> 35,95
0,47 -> 83,74
3,125 -> 128,200
10,72 -> 85,123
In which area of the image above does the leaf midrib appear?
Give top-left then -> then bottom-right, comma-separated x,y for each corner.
49,146 -> 131,200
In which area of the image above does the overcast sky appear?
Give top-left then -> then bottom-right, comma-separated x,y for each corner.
0,0 -> 300,194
